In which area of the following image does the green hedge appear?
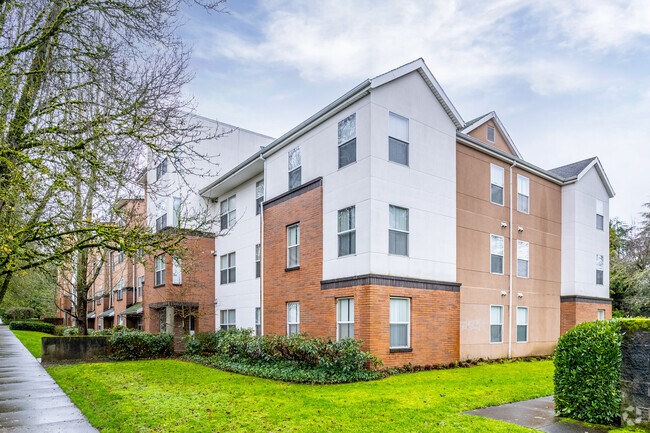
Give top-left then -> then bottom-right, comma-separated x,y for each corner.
110,329 -> 174,360
554,319 -> 622,425
8,320 -> 55,334
184,329 -> 382,384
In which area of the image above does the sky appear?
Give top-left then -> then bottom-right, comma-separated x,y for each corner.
178,0 -> 650,225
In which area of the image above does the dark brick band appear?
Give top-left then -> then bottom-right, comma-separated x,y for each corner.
263,177 -> 323,209
321,274 -> 461,292
560,295 -> 612,305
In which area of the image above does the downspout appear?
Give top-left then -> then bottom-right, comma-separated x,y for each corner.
508,161 -> 516,359
259,154 -> 266,336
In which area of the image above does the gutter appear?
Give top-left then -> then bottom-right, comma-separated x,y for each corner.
508,161 -> 516,359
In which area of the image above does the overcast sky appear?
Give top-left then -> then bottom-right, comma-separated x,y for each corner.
179,0 -> 650,225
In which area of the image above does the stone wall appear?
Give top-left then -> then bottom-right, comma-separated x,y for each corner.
41,336 -> 110,362
620,327 -> 650,427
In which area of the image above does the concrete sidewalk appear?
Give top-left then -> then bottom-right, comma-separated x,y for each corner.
464,396 -> 612,432
0,324 -> 98,432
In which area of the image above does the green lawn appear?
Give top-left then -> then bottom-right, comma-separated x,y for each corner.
11,329 -> 50,358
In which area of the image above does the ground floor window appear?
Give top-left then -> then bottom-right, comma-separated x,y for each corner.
389,297 -> 410,348
118,315 -> 123,326
137,317 -> 142,331
188,315 -> 195,335
255,307 -> 261,336
337,298 -> 354,340
516,306 -> 528,343
287,302 -> 299,336
490,305 -> 503,343
98,317 -> 103,330
220,309 -> 236,330
597,309 -> 605,321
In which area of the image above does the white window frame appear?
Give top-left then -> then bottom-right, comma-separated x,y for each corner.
517,175 -> 530,214
154,254 -> 165,286
287,223 -> 300,268
337,297 -> 354,341
337,206 -> 356,257
596,200 -> 604,231
487,125 -> 495,143
172,257 -> 182,285
490,234 -> 505,275
255,180 -> 264,216
516,306 -> 528,343
490,164 -> 505,206
389,297 -> 410,349
188,315 -> 195,335
172,197 -> 181,227
288,147 -> 301,190
490,305 -> 504,344
287,302 -> 300,336
255,307 -> 261,336
388,112 -> 409,166
338,113 -> 357,169
136,276 -> 144,298
220,195 -> 236,230
517,240 -> 529,279
596,254 -> 604,285
155,213 -> 167,232
116,278 -> 124,301
388,205 -> 409,256
155,158 -> 167,180
597,309 -> 605,321
255,244 -> 261,279
220,252 -> 236,284
220,309 -> 236,330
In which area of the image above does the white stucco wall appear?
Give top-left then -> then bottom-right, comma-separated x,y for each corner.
561,166 -> 610,298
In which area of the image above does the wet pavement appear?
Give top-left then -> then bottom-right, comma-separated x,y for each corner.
464,395 -> 613,432
0,324 -> 98,432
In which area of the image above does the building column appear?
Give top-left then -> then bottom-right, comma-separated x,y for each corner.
165,306 -> 174,334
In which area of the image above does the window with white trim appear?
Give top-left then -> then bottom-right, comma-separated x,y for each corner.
596,254 -> 604,285
490,235 -> 505,274
155,158 -> 167,180
116,279 -> 124,301
117,251 -> 124,264
388,112 -> 409,166
255,307 -> 261,336
389,205 -> 409,256
154,254 -> 165,286
517,240 -> 529,278
596,200 -> 604,231
220,195 -> 236,230
597,309 -> 605,321
98,317 -> 103,330
517,175 -> 529,214
188,315 -> 195,335
490,305 -> 503,343
118,315 -> 124,326
173,197 -> 181,227
255,244 -> 261,278
155,213 -> 167,232
389,297 -> 410,348
137,276 -> 144,298
490,164 -> 504,206
97,287 -> 102,306
172,257 -> 182,285
288,147 -> 301,189
255,180 -> 264,216
111,252 -> 116,271
337,298 -> 354,340
338,113 -> 356,169
220,309 -> 236,330
516,306 -> 528,343
338,206 -> 356,256
220,252 -> 236,284
287,302 -> 300,336
487,125 -> 495,143
287,223 -> 300,268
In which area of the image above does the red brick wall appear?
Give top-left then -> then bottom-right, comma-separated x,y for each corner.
560,299 -> 612,334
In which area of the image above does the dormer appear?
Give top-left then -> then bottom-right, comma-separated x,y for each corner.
461,111 -> 522,159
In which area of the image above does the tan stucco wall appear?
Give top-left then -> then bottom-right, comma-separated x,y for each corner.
468,120 -> 515,156
457,143 -> 562,360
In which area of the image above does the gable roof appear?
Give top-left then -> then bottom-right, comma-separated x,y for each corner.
460,111 -> 523,159
548,157 -> 596,179
549,157 -> 615,198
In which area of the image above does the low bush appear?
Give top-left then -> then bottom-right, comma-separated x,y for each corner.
62,326 -> 79,336
3,307 -> 37,322
554,319 -> 622,425
110,329 -> 174,360
9,320 -> 55,334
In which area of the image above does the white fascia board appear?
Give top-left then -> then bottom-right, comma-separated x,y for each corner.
461,111 -> 523,159
570,157 -> 616,198
200,156 -> 264,199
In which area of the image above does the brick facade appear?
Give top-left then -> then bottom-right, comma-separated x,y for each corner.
560,296 -> 612,335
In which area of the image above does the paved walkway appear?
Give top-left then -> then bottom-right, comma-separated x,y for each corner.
464,396 -> 612,432
0,324 -> 98,432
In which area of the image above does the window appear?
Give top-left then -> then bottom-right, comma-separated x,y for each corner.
155,213 -> 167,232
597,309 -> 605,321
389,205 -> 409,256
156,158 -> 167,180
490,305 -> 503,343
255,180 -> 264,216
287,223 -> 300,268
517,175 -> 529,214
517,306 -> 528,343
220,253 -> 236,284
118,316 -> 124,326
173,197 -> 181,227
172,257 -> 182,285
389,298 -> 410,348
337,298 -> 354,340
487,125 -> 495,143
255,244 -> 261,278
137,317 -> 142,330
490,164 -> 504,206
159,313 -> 166,333
117,251 -> 124,264
288,147 -> 301,189
287,302 -> 300,336
116,279 -> 124,301
596,200 -> 604,231
338,206 -> 356,256
596,254 -> 604,285
255,307 -> 261,336
137,276 -> 144,298
111,252 -> 116,271
98,317 -> 103,330
220,309 -> 236,330
490,235 -> 504,274
388,112 -> 409,165
338,113 -> 356,168
188,316 -> 195,335
97,287 -> 102,305
154,254 -> 165,286
220,195 -> 236,230
517,240 -> 529,278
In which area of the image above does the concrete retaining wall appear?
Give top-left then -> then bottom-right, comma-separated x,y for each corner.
41,336 -> 110,361
621,328 -> 650,427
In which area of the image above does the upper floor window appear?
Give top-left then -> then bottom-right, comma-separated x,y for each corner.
173,197 -> 181,227
172,257 -> 182,285
487,125 -> 495,143
156,158 -> 167,180
388,112 -> 409,166
389,297 -> 410,348
111,252 -> 117,271
220,195 -> 236,230
116,279 -> 124,301
517,240 -> 529,278
389,205 -> 409,256
490,234 -> 504,274
596,200 -> 604,231
288,147 -> 301,190
255,180 -> 264,216
220,252 -> 236,284
97,287 -> 102,305
137,276 -> 144,298
517,175 -> 529,214
220,309 -> 236,330
490,164 -> 504,206
338,113 -> 356,169
287,302 -> 300,336
155,213 -> 167,232
337,297 -> 354,340
287,223 -> 300,268
255,244 -> 261,278
154,254 -> 165,286
117,251 -> 124,264
596,254 -> 604,285
338,206 -> 356,256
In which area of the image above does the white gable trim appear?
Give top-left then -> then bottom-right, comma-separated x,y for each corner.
461,111 -> 523,159
573,158 -> 615,198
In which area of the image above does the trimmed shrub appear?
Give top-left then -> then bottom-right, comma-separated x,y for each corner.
554,319 -> 622,425
62,326 -> 79,336
110,329 -> 174,360
4,307 -> 37,321
9,320 -> 55,334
